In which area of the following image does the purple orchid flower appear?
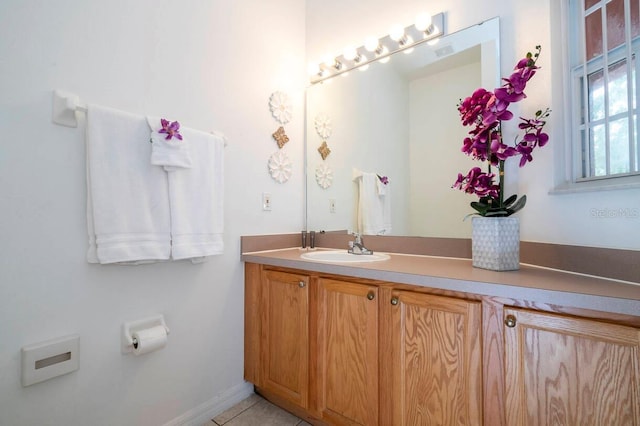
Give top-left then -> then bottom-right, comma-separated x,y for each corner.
453,46 -> 550,217
452,167 -> 499,199
158,118 -> 183,141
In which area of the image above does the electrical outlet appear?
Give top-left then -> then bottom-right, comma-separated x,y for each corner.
262,193 -> 272,211
329,199 -> 336,213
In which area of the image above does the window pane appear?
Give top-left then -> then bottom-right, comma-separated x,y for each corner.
633,0 -> 640,38
589,69 -> 605,121
632,114 -> 640,172
581,129 -> 588,177
591,124 -> 607,176
608,59 -> 629,115
586,9 -> 603,59
609,118 -> 631,173
635,114 -> 639,172
607,0 -> 626,51
633,59 -> 637,110
585,0 -> 600,10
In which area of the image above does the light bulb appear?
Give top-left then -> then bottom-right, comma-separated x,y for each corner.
364,37 -> 380,52
415,13 -> 433,32
359,64 -> 369,71
343,46 -> 358,61
307,62 -> 321,76
389,25 -> 405,42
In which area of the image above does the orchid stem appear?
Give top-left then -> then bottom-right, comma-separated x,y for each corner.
498,159 -> 505,209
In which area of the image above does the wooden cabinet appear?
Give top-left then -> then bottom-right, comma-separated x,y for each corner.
259,269 -> 310,409
380,289 -> 483,425
315,278 -> 379,425
504,308 -> 640,426
244,263 -> 640,425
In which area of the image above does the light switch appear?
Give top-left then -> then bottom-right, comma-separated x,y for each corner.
262,193 -> 272,211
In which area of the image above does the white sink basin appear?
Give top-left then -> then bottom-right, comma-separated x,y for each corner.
300,250 -> 390,263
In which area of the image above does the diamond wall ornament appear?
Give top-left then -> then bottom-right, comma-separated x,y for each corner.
272,126 -> 289,148
315,163 -> 333,189
314,113 -> 332,139
269,91 -> 292,124
317,141 -> 331,160
268,151 -> 293,183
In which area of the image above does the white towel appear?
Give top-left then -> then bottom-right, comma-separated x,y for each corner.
86,105 -> 172,264
147,116 -> 192,171
167,129 -> 225,261
354,171 -> 392,235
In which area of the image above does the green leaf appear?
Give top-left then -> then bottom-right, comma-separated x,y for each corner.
485,210 -> 509,217
470,202 -> 489,215
510,195 -> 527,213
463,212 -> 479,221
503,194 -> 518,208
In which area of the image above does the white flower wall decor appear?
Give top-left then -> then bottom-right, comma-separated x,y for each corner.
315,163 -> 333,189
269,91 -> 292,125
268,150 -> 293,183
314,113 -> 332,139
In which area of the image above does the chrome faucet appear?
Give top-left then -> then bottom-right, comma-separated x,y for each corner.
348,232 -> 373,255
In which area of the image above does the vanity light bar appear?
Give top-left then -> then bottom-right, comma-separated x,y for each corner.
310,12 -> 445,84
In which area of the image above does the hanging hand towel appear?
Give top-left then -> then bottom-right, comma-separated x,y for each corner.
86,105 -> 171,264
354,171 -> 392,236
167,129 -> 225,261
147,116 -> 192,171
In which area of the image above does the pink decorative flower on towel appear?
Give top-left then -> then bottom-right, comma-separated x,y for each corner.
158,118 -> 183,141
377,175 -> 389,185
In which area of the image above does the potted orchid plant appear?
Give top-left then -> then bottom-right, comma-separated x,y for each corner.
453,46 -> 550,270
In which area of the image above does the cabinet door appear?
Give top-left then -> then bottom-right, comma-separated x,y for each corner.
504,308 -> 640,425
383,290 -> 483,425
316,278 -> 379,425
261,270 -> 309,409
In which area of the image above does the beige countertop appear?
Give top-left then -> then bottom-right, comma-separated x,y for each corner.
242,247 -> 640,317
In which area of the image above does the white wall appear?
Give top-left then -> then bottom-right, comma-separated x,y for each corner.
307,0 -> 640,250
0,1 -> 305,425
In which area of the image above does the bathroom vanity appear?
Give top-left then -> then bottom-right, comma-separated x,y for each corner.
242,247 -> 640,426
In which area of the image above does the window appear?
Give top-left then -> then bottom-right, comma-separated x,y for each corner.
569,0 -> 640,183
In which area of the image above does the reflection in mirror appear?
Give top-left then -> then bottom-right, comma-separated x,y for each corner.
306,17 -> 500,238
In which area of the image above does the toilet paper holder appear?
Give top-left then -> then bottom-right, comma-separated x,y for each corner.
122,315 -> 170,354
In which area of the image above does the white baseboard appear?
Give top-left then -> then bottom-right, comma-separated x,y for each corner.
163,381 -> 254,426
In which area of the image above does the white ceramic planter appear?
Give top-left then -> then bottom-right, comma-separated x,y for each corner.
471,216 -> 520,271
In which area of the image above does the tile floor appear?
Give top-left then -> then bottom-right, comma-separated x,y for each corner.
202,393 -> 311,426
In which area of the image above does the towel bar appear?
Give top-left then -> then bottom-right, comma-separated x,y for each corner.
52,90 -> 86,127
52,89 -> 228,146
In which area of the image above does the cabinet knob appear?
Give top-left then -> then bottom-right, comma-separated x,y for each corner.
298,281 -> 306,288
390,296 -> 399,305
505,315 -> 517,328
367,291 -> 375,300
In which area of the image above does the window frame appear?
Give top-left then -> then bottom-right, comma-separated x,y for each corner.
563,0 -> 640,192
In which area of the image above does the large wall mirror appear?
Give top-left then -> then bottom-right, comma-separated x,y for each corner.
305,17 -> 500,238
